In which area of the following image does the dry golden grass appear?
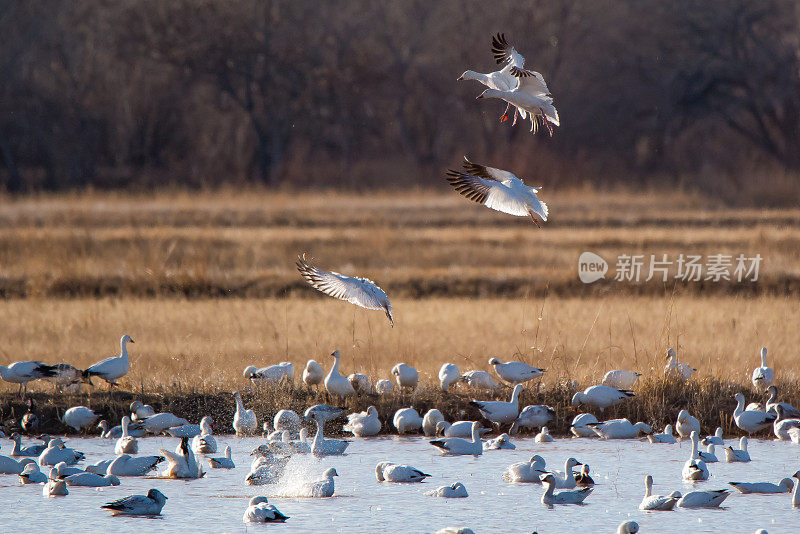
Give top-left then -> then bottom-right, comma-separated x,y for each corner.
1,295 -> 797,396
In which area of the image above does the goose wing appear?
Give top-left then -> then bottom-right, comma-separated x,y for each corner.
102,494 -> 150,512
446,170 -> 532,218
297,256 -> 393,324
509,66 -> 552,98
491,33 -> 525,68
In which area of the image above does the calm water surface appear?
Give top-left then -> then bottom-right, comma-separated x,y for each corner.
1,434 -> 799,533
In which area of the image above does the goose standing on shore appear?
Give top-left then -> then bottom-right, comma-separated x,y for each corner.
676,410 -> 701,439
393,408 -> 423,434
470,384 -> 523,427
62,406 -> 99,432
115,416 -> 138,455
446,158 -> 548,227
488,358 -> 545,385
324,350 -> 355,400
348,373 -> 371,393
233,391 -> 257,436
84,334 -> 134,388
392,363 -> 419,391
751,347 -> 773,390
459,370 -> 498,391
601,370 -> 641,389
375,379 -> 394,395
0,361 -> 57,397
102,489 -> 167,516
571,385 -> 634,412
664,348 -> 695,380
297,254 -> 393,326
639,475 -> 679,511
734,393 -> 776,434
439,363 -> 461,392
303,360 -> 324,389
423,409 -> 445,436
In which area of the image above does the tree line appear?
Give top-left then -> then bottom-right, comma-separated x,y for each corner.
1,0 -> 798,201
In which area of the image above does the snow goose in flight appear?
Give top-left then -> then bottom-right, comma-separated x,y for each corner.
425,482 -> 468,498
423,409 -> 445,436
470,384 -> 523,426
243,496 -> 289,523
115,416 -> 138,455
393,407 -> 423,434
663,348 -> 695,380
751,347 -> 773,390
535,426 -> 554,443
298,467 -> 338,497
19,462 -> 48,484
510,404 -> 555,435
208,445 -> 235,469
439,363 -> 461,392
477,66 -> 559,135
570,413 -> 599,438
729,478 -> 793,494
0,360 -> 57,397
502,455 -> 546,483
676,489 -> 730,508
344,406 -> 381,437
84,334 -> 134,389
675,409 -> 700,439
191,416 -> 217,453
9,433 -> 47,457
102,489 -> 167,516
446,157 -> 548,227
233,391 -> 257,436
303,359 -> 324,389
392,363 -> 418,391
734,393 -> 776,434
324,350 -> 356,400
43,468 -> 68,496
435,420 -> 490,439
297,254 -> 393,326
488,358 -> 545,385
539,472 -> 592,505
376,461 -> 431,483
483,433 -> 515,450
46,363 -> 89,392
765,385 -> 800,418
601,370 -> 641,389
724,437 -> 751,462
106,454 -> 164,476
458,370 -> 498,391
429,421 -> 483,456
588,418 -> 651,439
648,424 -> 677,444
571,385 -> 634,412
639,475 -> 679,511
458,33 -> 548,123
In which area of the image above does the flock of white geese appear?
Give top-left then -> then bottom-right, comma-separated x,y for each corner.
0,35 -> 790,533
0,337 -> 796,532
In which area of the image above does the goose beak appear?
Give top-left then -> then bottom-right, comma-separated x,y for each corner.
476,93 -> 484,100
457,74 -> 464,81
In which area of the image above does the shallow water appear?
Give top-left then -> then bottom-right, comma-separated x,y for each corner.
1,434 -> 799,533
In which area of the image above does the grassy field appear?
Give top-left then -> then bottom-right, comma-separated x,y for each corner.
1,189 -> 798,395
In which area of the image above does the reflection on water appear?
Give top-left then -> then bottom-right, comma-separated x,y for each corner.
0,434 -> 797,533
